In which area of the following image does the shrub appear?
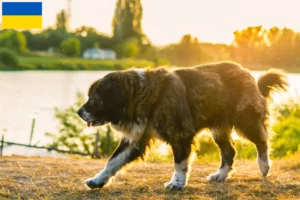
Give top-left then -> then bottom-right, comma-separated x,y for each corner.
46,92 -> 120,157
0,48 -> 19,68
116,37 -> 140,58
271,97 -> 300,158
0,31 -> 27,53
60,37 -> 81,57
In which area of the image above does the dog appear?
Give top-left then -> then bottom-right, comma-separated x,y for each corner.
77,61 -> 288,190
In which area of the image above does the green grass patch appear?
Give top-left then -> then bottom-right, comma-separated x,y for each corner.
16,56 -> 154,71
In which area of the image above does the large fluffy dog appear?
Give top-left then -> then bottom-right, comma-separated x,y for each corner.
77,61 -> 288,190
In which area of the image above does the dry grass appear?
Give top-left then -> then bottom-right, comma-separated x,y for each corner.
0,156 -> 299,200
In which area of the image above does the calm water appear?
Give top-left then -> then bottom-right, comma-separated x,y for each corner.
0,70 -> 300,147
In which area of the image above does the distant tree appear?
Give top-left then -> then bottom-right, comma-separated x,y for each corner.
75,26 -> 114,52
61,37 -> 80,56
93,42 -> 100,49
0,31 -> 27,53
56,10 -> 69,32
116,37 -> 140,58
159,34 -> 207,66
47,29 -> 65,49
112,0 -> 143,42
232,26 -> 266,63
295,33 -> 300,65
275,28 -> 296,65
112,0 -> 152,58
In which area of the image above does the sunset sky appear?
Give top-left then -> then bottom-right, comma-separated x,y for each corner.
1,0 -> 300,45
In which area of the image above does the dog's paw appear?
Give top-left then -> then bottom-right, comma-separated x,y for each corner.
207,170 -> 229,182
164,182 -> 184,191
258,158 -> 270,177
84,177 -> 106,189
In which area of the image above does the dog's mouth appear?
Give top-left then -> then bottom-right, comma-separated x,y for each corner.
87,120 -> 107,127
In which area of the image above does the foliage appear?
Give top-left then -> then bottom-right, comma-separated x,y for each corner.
0,48 -> 19,68
116,37 -> 140,58
56,10 -> 69,32
0,30 -> 27,53
232,26 -> 300,66
112,0 -> 143,42
158,34 -> 212,67
60,37 -> 81,57
46,92 -> 120,156
271,97 -> 300,158
112,0 -> 152,59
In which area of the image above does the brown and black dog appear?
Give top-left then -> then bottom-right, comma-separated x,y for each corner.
77,61 -> 288,190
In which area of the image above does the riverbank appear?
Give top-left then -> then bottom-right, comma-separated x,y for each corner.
0,56 -> 155,71
1,155 -> 299,199
1,55 -> 300,73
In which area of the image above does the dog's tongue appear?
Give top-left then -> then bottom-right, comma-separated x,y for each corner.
87,122 -> 91,127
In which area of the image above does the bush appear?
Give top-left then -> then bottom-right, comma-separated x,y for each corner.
0,48 -> 19,68
0,31 -> 27,53
271,97 -> 300,158
60,37 -> 81,57
116,37 -> 140,58
46,92 -> 120,157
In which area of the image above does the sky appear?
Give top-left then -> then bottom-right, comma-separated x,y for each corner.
1,0 -> 300,45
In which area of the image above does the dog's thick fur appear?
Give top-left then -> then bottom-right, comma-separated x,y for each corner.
77,61 -> 288,190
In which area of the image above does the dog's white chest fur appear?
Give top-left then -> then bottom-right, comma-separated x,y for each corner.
111,119 -> 147,143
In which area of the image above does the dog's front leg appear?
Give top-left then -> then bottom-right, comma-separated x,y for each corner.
85,137 -> 149,189
164,140 -> 192,190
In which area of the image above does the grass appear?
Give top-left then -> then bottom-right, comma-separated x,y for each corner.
13,56 -> 154,71
1,155 -> 299,200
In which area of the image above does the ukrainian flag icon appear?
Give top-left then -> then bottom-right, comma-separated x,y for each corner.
2,2 -> 42,29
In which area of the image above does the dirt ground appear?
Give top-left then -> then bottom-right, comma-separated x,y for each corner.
0,156 -> 299,200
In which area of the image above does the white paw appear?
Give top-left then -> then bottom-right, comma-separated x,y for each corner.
164,181 -> 184,190
207,166 -> 231,182
84,171 -> 110,189
258,158 -> 271,177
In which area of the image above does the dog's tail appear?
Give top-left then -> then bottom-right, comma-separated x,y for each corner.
257,69 -> 289,99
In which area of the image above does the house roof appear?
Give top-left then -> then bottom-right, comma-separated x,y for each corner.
84,48 -> 115,54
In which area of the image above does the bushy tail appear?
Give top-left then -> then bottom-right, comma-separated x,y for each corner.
257,69 -> 289,99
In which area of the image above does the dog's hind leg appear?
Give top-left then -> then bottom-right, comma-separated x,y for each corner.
164,139 -> 193,190
84,135 -> 150,189
236,121 -> 270,177
207,127 -> 236,182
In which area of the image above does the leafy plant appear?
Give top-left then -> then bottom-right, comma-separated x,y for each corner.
46,92 -> 119,157
60,37 -> 81,57
0,48 -> 19,68
271,97 -> 300,158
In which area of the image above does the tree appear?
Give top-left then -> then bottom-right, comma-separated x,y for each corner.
158,34 -> 207,66
60,37 -> 80,57
116,37 -> 139,58
112,0 -> 143,42
0,31 -> 27,53
295,33 -> 300,65
275,28 -> 296,65
56,10 -> 69,32
232,26 -> 266,63
93,42 -> 100,49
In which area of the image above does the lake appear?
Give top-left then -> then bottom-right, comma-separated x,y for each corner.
1,70 -> 300,150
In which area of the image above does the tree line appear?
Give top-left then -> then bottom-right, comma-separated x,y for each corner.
1,0 -> 300,70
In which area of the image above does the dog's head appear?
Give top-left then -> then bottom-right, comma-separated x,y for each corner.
77,72 -> 128,127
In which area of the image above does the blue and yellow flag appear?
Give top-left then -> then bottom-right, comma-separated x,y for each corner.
2,2 -> 42,29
